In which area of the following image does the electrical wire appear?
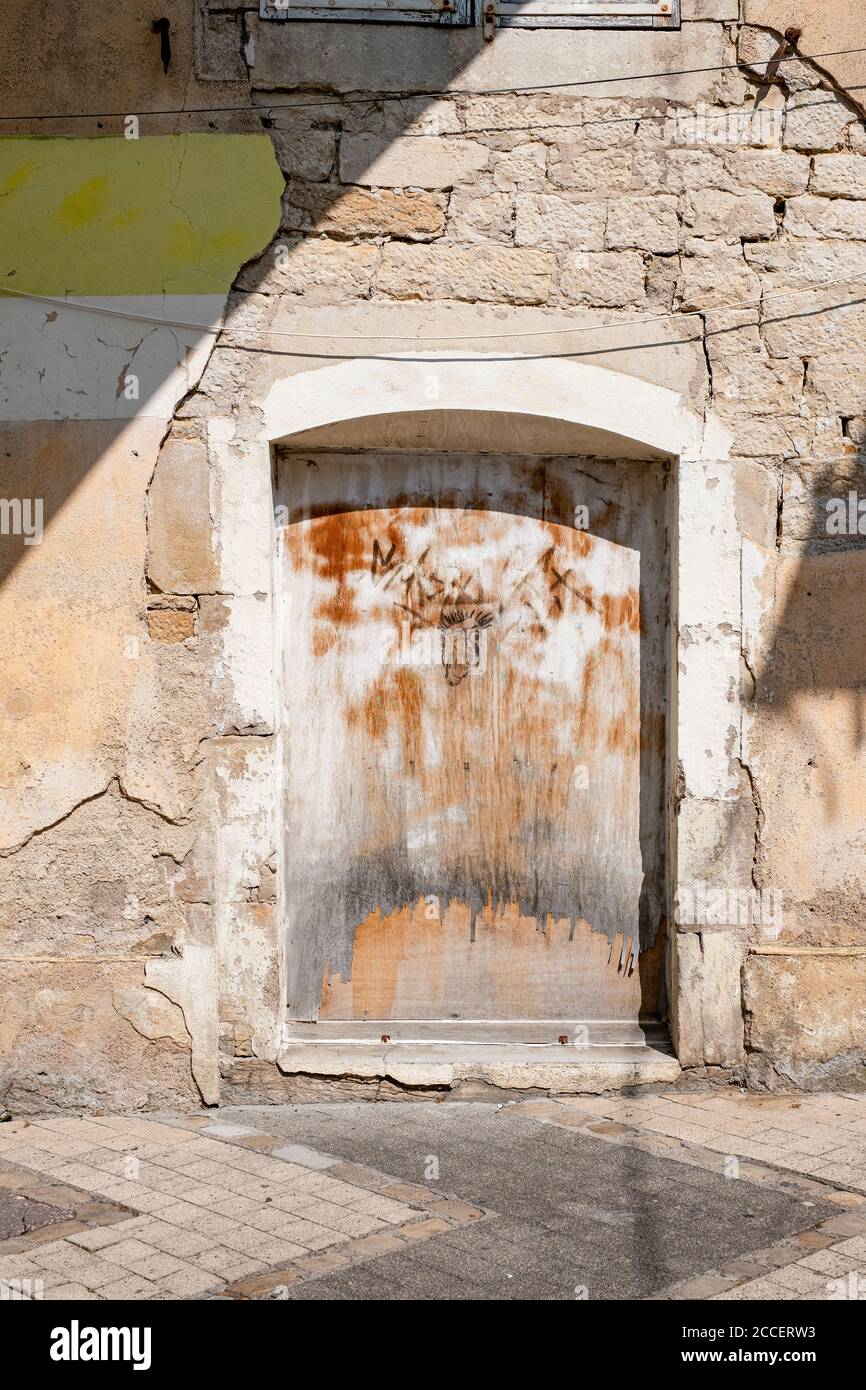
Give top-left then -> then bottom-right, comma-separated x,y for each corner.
1,46 -> 865,122
2,272 -> 866,347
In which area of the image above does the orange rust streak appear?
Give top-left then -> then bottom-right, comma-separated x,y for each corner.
320,899 -> 647,1021
601,590 -> 641,632
286,487 -> 657,1021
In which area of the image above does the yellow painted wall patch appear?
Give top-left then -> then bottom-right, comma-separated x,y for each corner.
0,134 -> 283,297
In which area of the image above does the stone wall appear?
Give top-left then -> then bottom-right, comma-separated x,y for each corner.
2,1 -> 866,1107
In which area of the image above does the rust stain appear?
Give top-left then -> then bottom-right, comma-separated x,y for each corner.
311,627 -> 337,658
299,510 -> 370,581
320,898 -> 648,1021
641,709 -> 667,759
638,917 -> 667,1016
601,590 -> 641,633
314,588 -> 358,627
280,452 -> 669,1023
322,900 -> 444,1019
607,713 -> 640,756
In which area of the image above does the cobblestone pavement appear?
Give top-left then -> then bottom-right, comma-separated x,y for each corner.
0,1089 -> 864,1301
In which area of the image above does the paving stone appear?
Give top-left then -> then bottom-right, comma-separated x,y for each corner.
820,1212 -> 866,1237
831,1234 -> 866,1258
789,1228 -> 835,1250
399,1219 -> 452,1242
719,1256 -> 776,1278
100,1239 -> 161,1269
0,1253 -> 46,1280
797,1249 -> 857,1276
765,1263 -> 828,1294
740,1243 -> 803,1268
194,1247 -> 269,1280
671,1273 -> 739,1298
224,1268 -> 302,1298
427,1200 -> 486,1223
279,1223 -> 343,1251
328,1164 -> 395,1193
35,1247 -> 119,1289
712,1276 -> 797,1301
219,1227 -> 306,1262
374,1183 -> 432,1204
201,1124 -> 257,1139
346,1232 -> 407,1259
293,1251 -> 351,1277
158,1266 -> 222,1297
131,1252 -> 187,1281
42,1282 -> 102,1300
270,1144 -> 337,1169
98,1275 -> 161,1299
21,1219 -> 89,1246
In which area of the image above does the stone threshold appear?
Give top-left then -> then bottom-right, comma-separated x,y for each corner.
275,1030 -> 680,1094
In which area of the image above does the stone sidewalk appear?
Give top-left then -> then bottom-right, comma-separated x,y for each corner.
0,1089 -> 864,1301
0,1113 -> 487,1300
509,1089 -> 866,1300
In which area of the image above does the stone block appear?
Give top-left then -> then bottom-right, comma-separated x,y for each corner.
282,181 -> 446,239
146,429 -> 216,596
811,155 -> 866,200
784,92 -> 855,152
606,195 -> 680,252
684,189 -> 777,241
376,244 -> 554,304
339,134 -> 489,189
515,193 -> 606,251
559,250 -> 646,307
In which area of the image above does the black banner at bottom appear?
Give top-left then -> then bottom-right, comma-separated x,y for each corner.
4,1296 -> 860,1375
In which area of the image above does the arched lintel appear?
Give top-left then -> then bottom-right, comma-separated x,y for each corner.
261,352 -> 719,460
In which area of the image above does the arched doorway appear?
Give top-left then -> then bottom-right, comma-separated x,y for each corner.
276,441 -> 669,1032
258,355 -> 701,1041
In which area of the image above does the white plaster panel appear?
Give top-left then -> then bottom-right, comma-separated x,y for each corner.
677,626 -> 743,800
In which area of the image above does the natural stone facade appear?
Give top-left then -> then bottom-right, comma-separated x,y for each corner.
2,1 -> 865,1110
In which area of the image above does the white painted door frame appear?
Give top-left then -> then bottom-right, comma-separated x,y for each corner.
197,351 -> 746,1083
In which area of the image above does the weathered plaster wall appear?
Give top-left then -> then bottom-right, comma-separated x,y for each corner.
0,43 -> 284,1108
3,1 -> 866,1107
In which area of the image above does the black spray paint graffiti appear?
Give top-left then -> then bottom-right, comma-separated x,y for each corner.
369,535 -> 598,684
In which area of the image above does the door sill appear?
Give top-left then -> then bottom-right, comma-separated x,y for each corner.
277,1020 -> 679,1093
282,1019 -> 667,1047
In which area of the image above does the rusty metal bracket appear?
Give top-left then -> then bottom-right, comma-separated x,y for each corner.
482,1 -> 497,41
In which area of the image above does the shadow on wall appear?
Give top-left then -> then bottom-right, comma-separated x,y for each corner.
755,444 -> 866,826
0,17 -> 499,588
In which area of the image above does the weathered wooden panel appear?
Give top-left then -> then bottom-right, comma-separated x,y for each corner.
276,452 -> 669,1021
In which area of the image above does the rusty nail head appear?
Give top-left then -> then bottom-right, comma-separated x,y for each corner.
558,1034 -> 568,1045
381,1034 -> 391,1044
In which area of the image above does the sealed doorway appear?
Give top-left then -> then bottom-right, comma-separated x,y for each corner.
276,451 -> 670,1028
